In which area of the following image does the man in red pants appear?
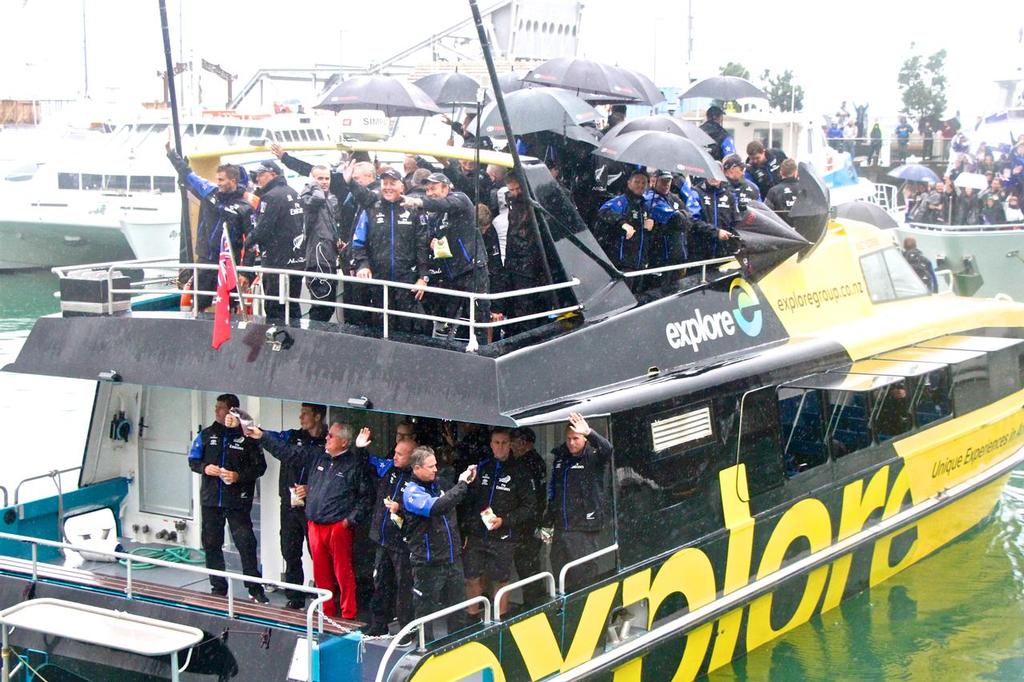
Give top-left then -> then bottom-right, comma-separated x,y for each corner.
250,421 -> 374,619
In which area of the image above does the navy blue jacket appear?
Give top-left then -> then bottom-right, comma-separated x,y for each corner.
350,197 -> 430,283
243,175 -> 305,269
595,191 -> 650,270
259,436 -> 374,526
465,456 -> 538,543
188,423 -> 266,509
744,149 -> 787,199
368,456 -> 413,550
263,428 -> 326,500
421,190 -> 488,281
403,477 -> 468,565
543,431 -> 613,533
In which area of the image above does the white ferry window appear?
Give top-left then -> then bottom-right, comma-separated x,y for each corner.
224,125 -> 242,140
871,381 -> 913,442
882,247 -> 928,298
315,129 -> 325,141
82,173 -> 102,190
911,367 -> 952,426
152,123 -> 168,133
57,172 -> 80,190
205,125 -> 224,136
129,176 -> 151,192
298,130 -> 310,141
282,130 -> 295,142
778,387 -> 827,475
153,176 -> 176,193
859,251 -> 896,302
738,389 -> 784,495
825,389 -> 872,454
244,127 -> 263,137
103,175 -> 127,191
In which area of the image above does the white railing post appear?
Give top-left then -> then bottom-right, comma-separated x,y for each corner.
466,295 -> 479,353
281,274 -> 289,326
558,544 -> 618,595
126,558 -> 133,599
382,285 -> 390,339
226,580 -> 234,619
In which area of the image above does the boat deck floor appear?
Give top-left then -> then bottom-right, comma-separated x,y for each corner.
0,542 -> 362,635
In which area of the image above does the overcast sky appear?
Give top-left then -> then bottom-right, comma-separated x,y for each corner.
1,0 -> 1020,124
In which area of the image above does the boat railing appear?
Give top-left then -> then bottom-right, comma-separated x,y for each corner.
871,182 -> 900,212
559,543 -> 618,595
373,596 -> 492,682
493,571 -> 556,621
619,255 -> 736,282
14,466 -> 81,541
904,220 -> 1024,234
53,258 -> 583,353
0,529 -> 332,682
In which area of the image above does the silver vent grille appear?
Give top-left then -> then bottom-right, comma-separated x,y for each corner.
651,406 -> 713,452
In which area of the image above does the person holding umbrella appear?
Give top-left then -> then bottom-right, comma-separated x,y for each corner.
700,106 -> 736,161
594,168 -> 655,295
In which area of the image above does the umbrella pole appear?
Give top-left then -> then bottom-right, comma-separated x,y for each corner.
467,0 -> 557,299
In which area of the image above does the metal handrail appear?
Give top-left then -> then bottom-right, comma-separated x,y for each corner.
0,530 -> 332,682
904,221 -> 1024,233
619,255 -> 735,282
559,543 -> 618,595
373,595 -> 491,682
13,467 -> 82,505
0,487 -> 7,508
493,571 -> 556,621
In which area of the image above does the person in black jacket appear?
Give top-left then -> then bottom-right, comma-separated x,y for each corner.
744,141 -> 787,200
594,170 -> 654,294
362,432 -> 416,635
241,161 -> 305,322
402,172 -> 490,341
462,427 -> 537,617
187,394 -> 268,601
349,167 -> 431,334
700,105 -> 736,161
403,447 -> 477,632
491,175 -> 548,337
165,144 -> 255,310
247,421 -> 374,620
543,413 -> 613,593
509,427 -> 547,606
764,159 -> 800,226
259,403 -> 327,610
301,167 -> 341,323
723,155 -> 761,207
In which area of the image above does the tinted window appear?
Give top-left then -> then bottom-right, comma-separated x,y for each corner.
911,367 -> 952,426
154,176 -> 176,193
57,172 -> 80,190
298,130 -> 310,141
860,251 -> 895,302
738,388 -> 784,495
951,356 -> 990,415
825,389 -> 872,454
104,175 -> 127,190
82,174 -> 102,190
882,248 -> 928,298
129,176 -> 151,191
778,387 -> 827,475
870,381 -> 913,442
204,125 -> 224,136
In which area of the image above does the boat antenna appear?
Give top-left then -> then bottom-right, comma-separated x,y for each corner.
466,0 -> 557,300
158,0 -> 193,266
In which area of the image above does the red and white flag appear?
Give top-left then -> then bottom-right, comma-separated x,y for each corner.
212,223 -> 237,350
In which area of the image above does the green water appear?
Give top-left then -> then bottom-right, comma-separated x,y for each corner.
0,273 -> 1022,680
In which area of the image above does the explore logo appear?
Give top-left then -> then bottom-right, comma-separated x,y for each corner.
665,278 -> 763,352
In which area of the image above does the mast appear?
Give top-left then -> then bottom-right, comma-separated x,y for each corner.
158,0 -> 193,265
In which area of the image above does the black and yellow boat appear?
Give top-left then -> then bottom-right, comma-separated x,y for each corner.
0,129 -> 1021,682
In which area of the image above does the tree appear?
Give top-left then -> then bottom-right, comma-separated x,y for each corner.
719,62 -> 750,80
897,49 -> 947,124
760,69 -> 804,112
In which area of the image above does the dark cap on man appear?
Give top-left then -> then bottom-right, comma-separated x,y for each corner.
655,169 -> 674,180
722,155 -> 744,171
424,172 -> 452,186
511,426 -> 536,443
255,160 -> 283,176
378,167 -> 403,181
707,105 -> 725,120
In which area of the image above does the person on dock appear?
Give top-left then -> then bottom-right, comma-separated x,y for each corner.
187,394 -> 268,603
258,403 -> 327,610
248,421 -> 374,620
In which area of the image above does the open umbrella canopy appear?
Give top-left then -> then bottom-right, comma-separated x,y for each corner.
478,87 -> 601,137
835,200 -> 900,229
525,57 -> 641,101
953,172 -> 989,190
492,71 -> 533,94
599,114 -> 713,146
413,72 -> 487,107
887,164 -> 940,183
617,68 -> 665,106
734,203 -> 811,276
679,76 -> 767,101
789,162 -> 831,251
315,75 -> 441,117
593,130 -> 724,181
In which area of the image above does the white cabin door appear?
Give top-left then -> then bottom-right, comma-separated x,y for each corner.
138,386 -> 193,518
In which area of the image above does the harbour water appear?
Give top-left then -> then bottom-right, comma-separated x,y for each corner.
0,273 -> 1022,680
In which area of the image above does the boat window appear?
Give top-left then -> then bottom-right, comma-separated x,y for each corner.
737,388 -> 784,496
860,248 -> 928,303
824,388 -> 872,454
298,130 -> 310,141
909,367 -> 953,426
129,176 -> 151,192
244,127 -> 263,137
778,387 -> 827,475
103,175 -> 127,191
82,173 -> 102,190
153,176 -> 176,193
57,172 -> 80,190
204,125 -> 224,136
282,130 -> 294,142
152,123 -> 168,133
869,380 -> 915,442
314,129 -> 325,141
224,125 -> 242,140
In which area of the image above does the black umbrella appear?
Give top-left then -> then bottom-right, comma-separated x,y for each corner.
835,200 -> 899,229
616,68 -> 665,106
493,71 -> 533,94
734,202 -> 811,276
478,87 -> 601,137
563,125 -> 600,146
599,114 -> 713,146
315,75 -> 441,117
789,162 -> 831,252
679,76 -> 767,101
525,57 -> 641,100
413,72 -> 487,107
594,130 -> 725,181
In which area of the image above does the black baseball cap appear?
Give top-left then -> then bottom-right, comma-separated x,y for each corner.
254,160 -> 283,176
707,105 -> 725,119
378,167 -> 402,181
722,155 -> 744,171
424,172 -> 452,186
655,169 -> 674,180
